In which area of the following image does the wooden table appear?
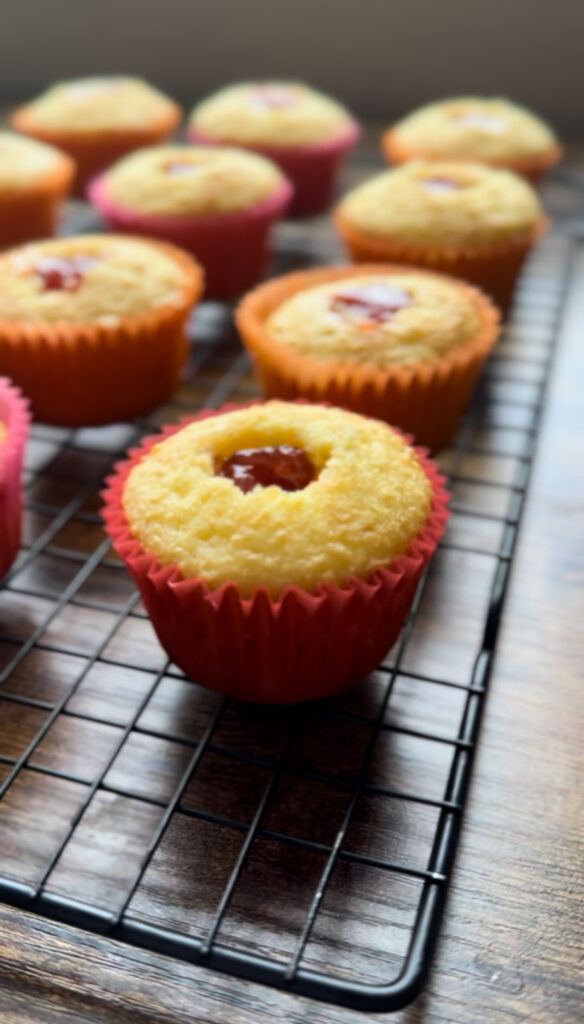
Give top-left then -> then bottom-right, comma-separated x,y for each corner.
0,149 -> 582,1024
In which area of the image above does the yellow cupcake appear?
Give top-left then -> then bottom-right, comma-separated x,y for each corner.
0,235 -> 191,325
265,271 -> 482,366
0,132 -> 68,189
122,401 -> 432,599
386,97 -> 559,164
102,144 -> 285,215
338,161 -> 542,247
13,77 -> 178,132
190,81 -> 353,147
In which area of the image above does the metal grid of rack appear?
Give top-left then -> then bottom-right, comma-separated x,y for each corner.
0,172 -> 579,1013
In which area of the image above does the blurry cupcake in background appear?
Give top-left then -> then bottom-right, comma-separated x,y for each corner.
188,81 -> 360,215
335,161 -> 547,312
237,265 -> 500,450
382,97 -> 562,184
12,77 -> 181,195
89,144 -> 292,299
0,132 -> 74,249
0,377 -> 30,581
0,235 -> 203,426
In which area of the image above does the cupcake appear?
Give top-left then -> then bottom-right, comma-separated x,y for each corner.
0,235 -> 203,427
335,161 -> 548,312
188,81 -> 360,216
237,265 -> 500,450
12,77 -> 181,196
0,377 -> 30,581
103,401 -> 449,703
89,144 -> 292,299
0,132 -> 74,249
382,97 -> 562,184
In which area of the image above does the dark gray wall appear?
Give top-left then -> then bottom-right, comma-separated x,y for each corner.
1,0 -> 582,134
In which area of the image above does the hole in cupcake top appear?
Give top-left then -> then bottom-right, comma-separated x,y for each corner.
330,282 -> 412,324
164,160 -> 204,175
32,255 -> 100,292
448,111 -> 508,133
421,176 -> 465,194
216,445 -> 316,494
249,86 -> 297,110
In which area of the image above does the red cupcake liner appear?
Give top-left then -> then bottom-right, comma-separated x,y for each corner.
0,378 -> 30,580
88,177 -> 293,300
187,121 -> 361,217
102,403 -> 450,704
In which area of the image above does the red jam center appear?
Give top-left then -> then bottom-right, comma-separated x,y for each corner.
164,160 -> 202,175
250,86 -> 296,109
450,111 -> 507,133
217,445 -> 315,494
331,283 -> 412,324
422,177 -> 462,194
33,255 -> 99,292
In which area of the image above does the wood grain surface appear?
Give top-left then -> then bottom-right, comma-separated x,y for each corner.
0,151 -> 582,1023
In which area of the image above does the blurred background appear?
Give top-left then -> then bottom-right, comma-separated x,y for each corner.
0,0 -> 582,134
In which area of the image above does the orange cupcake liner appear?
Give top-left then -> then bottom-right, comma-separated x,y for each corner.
334,209 -> 549,314
0,377 -> 30,580
0,241 -> 203,427
12,105 -> 182,197
381,129 -> 563,185
236,264 -> 501,451
102,403 -> 450,704
0,152 -> 75,250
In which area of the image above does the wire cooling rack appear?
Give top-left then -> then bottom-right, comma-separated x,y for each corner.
0,168 -> 580,1014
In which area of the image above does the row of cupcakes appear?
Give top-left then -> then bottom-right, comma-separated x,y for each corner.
2,77 -> 560,243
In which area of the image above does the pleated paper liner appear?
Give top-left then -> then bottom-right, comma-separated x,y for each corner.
0,241 -> 203,427
88,177 -> 293,300
187,121 -> 361,216
0,377 -> 30,580
0,151 -> 74,250
12,103 -> 182,197
334,209 -> 549,314
381,129 -> 564,186
102,404 -> 450,704
236,265 -> 501,451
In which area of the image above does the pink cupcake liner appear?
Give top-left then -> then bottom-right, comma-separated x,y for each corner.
187,121 -> 361,217
102,403 -> 450,704
0,378 -> 31,580
88,177 -> 293,300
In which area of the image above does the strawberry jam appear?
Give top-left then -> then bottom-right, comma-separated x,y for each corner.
422,177 -> 461,193
250,86 -> 296,109
217,445 -> 315,493
331,282 -> 411,323
33,255 -> 99,292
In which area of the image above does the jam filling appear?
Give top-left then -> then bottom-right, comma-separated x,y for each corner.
449,111 -> 507,133
250,86 -> 296,109
164,160 -> 202,175
216,445 -> 315,494
33,255 -> 99,292
331,283 -> 412,324
422,177 -> 462,194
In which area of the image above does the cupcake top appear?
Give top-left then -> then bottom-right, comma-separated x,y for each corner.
265,271 -> 482,366
389,97 -> 558,163
123,401 -> 432,598
190,81 -> 354,146
0,235 -> 193,325
15,77 -> 179,132
338,161 -> 543,246
0,132 -> 71,189
102,144 -> 286,215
